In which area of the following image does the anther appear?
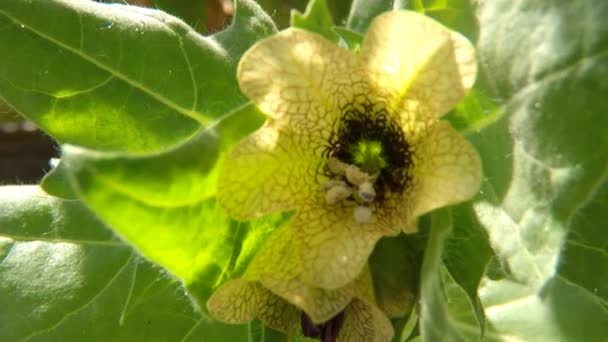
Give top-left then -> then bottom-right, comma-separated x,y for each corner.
358,182 -> 376,203
327,157 -> 348,176
325,183 -> 353,205
345,165 -> 371,186
322,179 -> 347,192
353,206 -> 373,223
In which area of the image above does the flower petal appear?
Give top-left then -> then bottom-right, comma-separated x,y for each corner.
338,299 -> 394,342
222,28 -> 368,220
206,279 -> 259,323
207,279 -> 300,334
217,122 -> 324,220
244,225 -> 365,323
238,28 -> 364,122
361,11 -> 477,117
255,287 -> 301,334
409,121 -> 482,227
294,204 -> 393,289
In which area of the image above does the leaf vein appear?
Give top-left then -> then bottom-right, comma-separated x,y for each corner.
0,233 -> 125,247
21,253 -> 135,341
0,10 -> 208,125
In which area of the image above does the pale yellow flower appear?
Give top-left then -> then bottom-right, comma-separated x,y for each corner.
218,10 -> 481,291
207,226 -> 393,341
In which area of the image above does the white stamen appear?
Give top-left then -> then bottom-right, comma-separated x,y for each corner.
358,182 -> 376,203
345,165 -> 371,186
325,184 -> 353,205
327,157 -> 348,175
354,206 -> 373,223
322,179 -> 347,192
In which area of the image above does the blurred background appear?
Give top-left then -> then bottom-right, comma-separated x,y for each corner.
0,0 -> 352,184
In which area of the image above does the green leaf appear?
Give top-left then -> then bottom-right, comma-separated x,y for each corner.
417,209 -> 481,341
346,0 -> 477,41
290,0 -> 338,41
441,202 -> 493,327
346,0 -> 406,33
40,158 -> 78,199
407,0 -> 477,40
369,234 -> 424,320
0,0 -> 275,152
153,0 -> 207,32
468,0 -> 608,339
444,88 -> 500,135
332,26 -> 363,51
0,186 -> 252,341
59,104 -> 279,312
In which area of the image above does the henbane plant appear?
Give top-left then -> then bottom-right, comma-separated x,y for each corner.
0,0 -> 607,341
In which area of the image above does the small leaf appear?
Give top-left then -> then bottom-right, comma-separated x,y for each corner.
291,0 -> 338,41
332,26 -> 363,51
346,0 -> 406,34
444,88 -> 500,135
407,0 -> 477,40
40,158 -> 78,199
418,209 -> 482,341
369,234 -> 424,319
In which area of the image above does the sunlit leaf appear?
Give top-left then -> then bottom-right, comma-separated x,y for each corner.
471,0 -> 608,339
418,210 -> 481,341
0,186 -> 250,341
0,0 -> 275,152
60,104 -> 279,313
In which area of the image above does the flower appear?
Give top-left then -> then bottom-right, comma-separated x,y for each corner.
218,10 -> 481,290
207,226 -> 393,341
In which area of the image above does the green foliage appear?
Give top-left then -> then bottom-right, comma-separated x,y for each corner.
152,0 -> 208,32
0,186 -> 250,341
291,0 -> 338,41
1,0 -> 607,341
470,0 -> 608,339
0,0 -> 275,152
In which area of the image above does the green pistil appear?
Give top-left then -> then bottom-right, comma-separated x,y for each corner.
352,140 -> 387,174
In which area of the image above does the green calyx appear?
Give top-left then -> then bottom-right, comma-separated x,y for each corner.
352,140 -> 387,174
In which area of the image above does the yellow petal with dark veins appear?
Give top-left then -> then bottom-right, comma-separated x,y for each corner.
409,121 -> 482,229
238,28 -> 364,122
217,121 -> 325,221
244,224 -> 362,323
207,279 -> 258,324
207,279 -> 300,334
293,204 -> 398,290
361,11 -> 477,118
338,299 -> 394,342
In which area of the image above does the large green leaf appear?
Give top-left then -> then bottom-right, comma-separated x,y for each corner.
59,104 -> 280,313
0,186 -> 251,341
0,0 -> 275,153
471,0 -> 608,340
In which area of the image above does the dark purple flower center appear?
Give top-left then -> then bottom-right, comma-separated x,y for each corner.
301,311 -> 345,342
323,101 -> 413,202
